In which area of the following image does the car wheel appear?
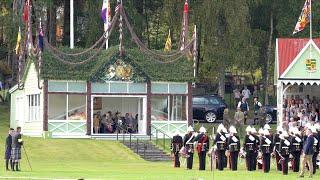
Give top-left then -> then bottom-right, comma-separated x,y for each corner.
266,113 -> 273,124
205,112 -> 217,123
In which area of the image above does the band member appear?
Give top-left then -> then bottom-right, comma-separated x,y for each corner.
228,126 -> 240,171
279,131 -> 291,175
299,126 -> 315,178
273,126 -> 283,171
222,127 -> 229,168
290,127 -> 303,172
315,124 -> 320,170
171,131 -> 183,167
257,128 -> 264,170
260,129 -> 273,173
183,126 -> 195,169
251,127 -> 259,171
5,128 -> 14,171
214,124 -> 227,171
244,126 -> 255,171
11,127 -> 23,171
195,127 -> 209,170
312,125 -> 319,174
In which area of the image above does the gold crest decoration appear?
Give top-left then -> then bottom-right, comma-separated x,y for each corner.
305,59 -> 316,72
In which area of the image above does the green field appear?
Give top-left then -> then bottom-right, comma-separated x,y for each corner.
0,104 -> 319,180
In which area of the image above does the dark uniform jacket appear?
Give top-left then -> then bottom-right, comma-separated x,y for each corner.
244,134 -> 256,151
11,133 -> 22,149
214,133 -> 227,151
290,135 -> 303,153
227,135 -> 240,152
273,133 -> 281,151
303,135 -> 314,155
253,134 -> 260,152
195,133 -> 209,153
280,137 -> 291,156
260,135 -> 273,154
183,133 -> 195,153
312,133 -> 319,154
171,135 -> 183,153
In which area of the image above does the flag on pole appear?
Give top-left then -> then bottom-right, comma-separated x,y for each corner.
101,0 -> 108,23
15,27 -> 21,55
115,0 -> 121,12
164,30 -> 172,52
293,0 -> 311,35
22,0 -> 30,23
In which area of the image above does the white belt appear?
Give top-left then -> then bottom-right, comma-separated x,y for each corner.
263,145 -> 270,147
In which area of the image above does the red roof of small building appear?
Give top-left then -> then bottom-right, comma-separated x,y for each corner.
277,38 -> 320,77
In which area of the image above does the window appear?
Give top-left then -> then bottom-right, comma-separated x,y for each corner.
48,94 -> 86,121
27,94 -> 40,122
208,97 -> 220,105
152,96 -> 187,121
192,97 -> 207,105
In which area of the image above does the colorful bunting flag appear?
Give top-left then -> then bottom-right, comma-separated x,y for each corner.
15,27 -> 21,55
22,0 -> 30,24
293,0 -> 311,35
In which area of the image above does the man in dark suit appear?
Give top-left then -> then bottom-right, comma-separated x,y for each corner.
171,131 -> 183,168
5,128 -> 14,171
299,126 -> 315,178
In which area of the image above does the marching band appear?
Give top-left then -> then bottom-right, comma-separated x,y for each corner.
171,123 -> 320,177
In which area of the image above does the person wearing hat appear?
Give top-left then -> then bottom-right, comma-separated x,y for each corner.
311,125 -> 319,174
251,127 -> 259,171
273,126 -> 283,171
171,130 -> 183,168
299,126 -> 315,178
243,126 -> 256,171
257,128 -> 264,170
183,126 -> 195,169
195,127 -> 209,170
227,126 -> 240,171
214,124 -> 227,171
279,131 -> 291,175
290,127 -> 303,172
260,129 -> 273,173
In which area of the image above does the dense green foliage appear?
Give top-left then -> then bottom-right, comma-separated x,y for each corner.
42,46 -> 194,82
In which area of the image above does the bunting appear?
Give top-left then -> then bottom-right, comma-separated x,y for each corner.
15,27 -> 21,55
164,30 -> 172,52
293,0 -> 311,35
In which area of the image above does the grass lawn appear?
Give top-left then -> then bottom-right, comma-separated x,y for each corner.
0,103 -> 319,179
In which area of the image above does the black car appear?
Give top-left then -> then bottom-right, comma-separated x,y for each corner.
264,105 -> 277,124
192,95 -> 227,123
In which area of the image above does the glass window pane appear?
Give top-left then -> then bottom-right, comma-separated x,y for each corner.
110,83 -> 127,93
68,95 -> 86,121
128,83 -> 147,93
208,97 -> 220,105
169,83 -> 187,94
48,94 -> 67,120
151,83 -> 168,94
48,81 -> 67,92
171,96 -> 187,121
92,83 -> 109,93
68,82 -> 86,92
151,96 -> 168,121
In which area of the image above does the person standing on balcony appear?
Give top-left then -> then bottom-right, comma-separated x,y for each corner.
171,131 -> 183,168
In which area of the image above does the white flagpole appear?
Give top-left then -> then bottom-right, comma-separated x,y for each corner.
105,0 -> 109,50
310,0 -> 312,39
70,0 -> 74,49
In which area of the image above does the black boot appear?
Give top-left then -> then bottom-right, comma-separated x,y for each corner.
11,161 -> 15,171
6,160 -> 10,171
16,162 -> 20,171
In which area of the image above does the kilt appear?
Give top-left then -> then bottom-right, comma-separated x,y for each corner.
5,147 -> 11,160
11,147 -> 21,161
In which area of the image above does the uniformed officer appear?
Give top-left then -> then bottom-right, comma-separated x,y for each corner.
312,124 -> 319,174
171,130 -> 183,167
183,126 -> 195,169
280,131 -> 291,175
222,127 -> 229,168
260,129 -> 273,173
290,127 -> 303,172
257,128 -> 264,170
244,126 -> 256,171
227,126 -> 240,171
251,127 -> 259,171
315,123 -> 320,170
214,124 -> 227,171
195,127 -> 209,170
273,126 -> 283,171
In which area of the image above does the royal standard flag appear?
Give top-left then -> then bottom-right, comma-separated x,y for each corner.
293,0 -> 311,35
15,27 -> 21,55
164,30 -> 172,52
305,59 -> 316,72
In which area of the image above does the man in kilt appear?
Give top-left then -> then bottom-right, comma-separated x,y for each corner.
11,127 -> 23,171
5,128 -> 14,171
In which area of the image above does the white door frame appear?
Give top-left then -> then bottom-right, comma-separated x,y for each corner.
91,95 -> 147,135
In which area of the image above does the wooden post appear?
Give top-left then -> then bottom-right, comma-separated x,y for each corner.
43,80 -> 48,131
146,81 -> 151,135
86,82 -> 92,135
187,82 -> 193,126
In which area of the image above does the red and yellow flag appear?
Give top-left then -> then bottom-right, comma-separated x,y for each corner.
293,0 -> 311,35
